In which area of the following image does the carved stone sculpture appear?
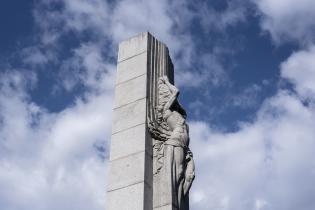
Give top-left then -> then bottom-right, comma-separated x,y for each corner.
148,76 -> 195,210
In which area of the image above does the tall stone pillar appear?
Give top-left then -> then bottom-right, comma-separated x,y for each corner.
106,32 -> 153,210
107,32 -> 174,210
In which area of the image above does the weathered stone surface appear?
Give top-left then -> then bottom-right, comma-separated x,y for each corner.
110,123 -> 147,160
107,32 -> 153,210
153,204 -> 173,210
114,74 -> 147,108
107,182 -> 151,210
112,98 -> 146,134
116,52 -> 147,84
117,32 -> 148,62
153,168 -> 172,208
107,151 -> 146,191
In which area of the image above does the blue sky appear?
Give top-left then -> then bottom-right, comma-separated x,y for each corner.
0,0 -> 315,210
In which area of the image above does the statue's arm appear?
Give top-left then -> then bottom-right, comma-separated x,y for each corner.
162,77 -> 179,112
164,91 -> 178,112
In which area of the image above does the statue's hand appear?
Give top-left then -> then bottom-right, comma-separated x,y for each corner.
183,173 -> 195,196
161,76 -> 169,82
183,151 -> 195,196
147,120 -> 156,132
158,76 -> 169,84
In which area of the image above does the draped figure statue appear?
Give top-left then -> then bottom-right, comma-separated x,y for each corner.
148,76 -> 195,210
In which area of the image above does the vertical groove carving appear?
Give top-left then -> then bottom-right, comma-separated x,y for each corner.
146,33 -> 176,210
147,34 -> 174,124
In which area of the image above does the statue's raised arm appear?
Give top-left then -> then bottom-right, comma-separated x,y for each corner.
159,76 -> 179,113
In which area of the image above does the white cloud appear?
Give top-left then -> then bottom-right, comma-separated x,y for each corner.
253,0 -> 315,44
231,84 -> 262,108
188,41 -> 315,208
58,43 -> 116,92
198,0 -> 248,33
176,53 -> 228,88
0,69 -> 112,210
281,45 -> 315,99
189,90 -> 315,210
111,0 -> 172,43
33,0 -> 111,45
63,0 -> 110,35
32,0 -> 230,90
183,10 -> 315,209
255,199 -> 268,210
22,47 -> 50,66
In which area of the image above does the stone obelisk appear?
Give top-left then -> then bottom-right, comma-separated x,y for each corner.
107,32 -> 194,210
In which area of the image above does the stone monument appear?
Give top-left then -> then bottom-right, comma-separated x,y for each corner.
107,32 -> 195,210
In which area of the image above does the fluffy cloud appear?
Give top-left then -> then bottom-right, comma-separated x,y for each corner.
253,0 -> 315,44
188,40 -> 315,209
189,90 -> 315,210
35,0 -> 241,90
0,2 -> 116,205
58,43 -> 116,91
197,0 -> 248,33
0,69 -> 112,210
281,45 -> 315,99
